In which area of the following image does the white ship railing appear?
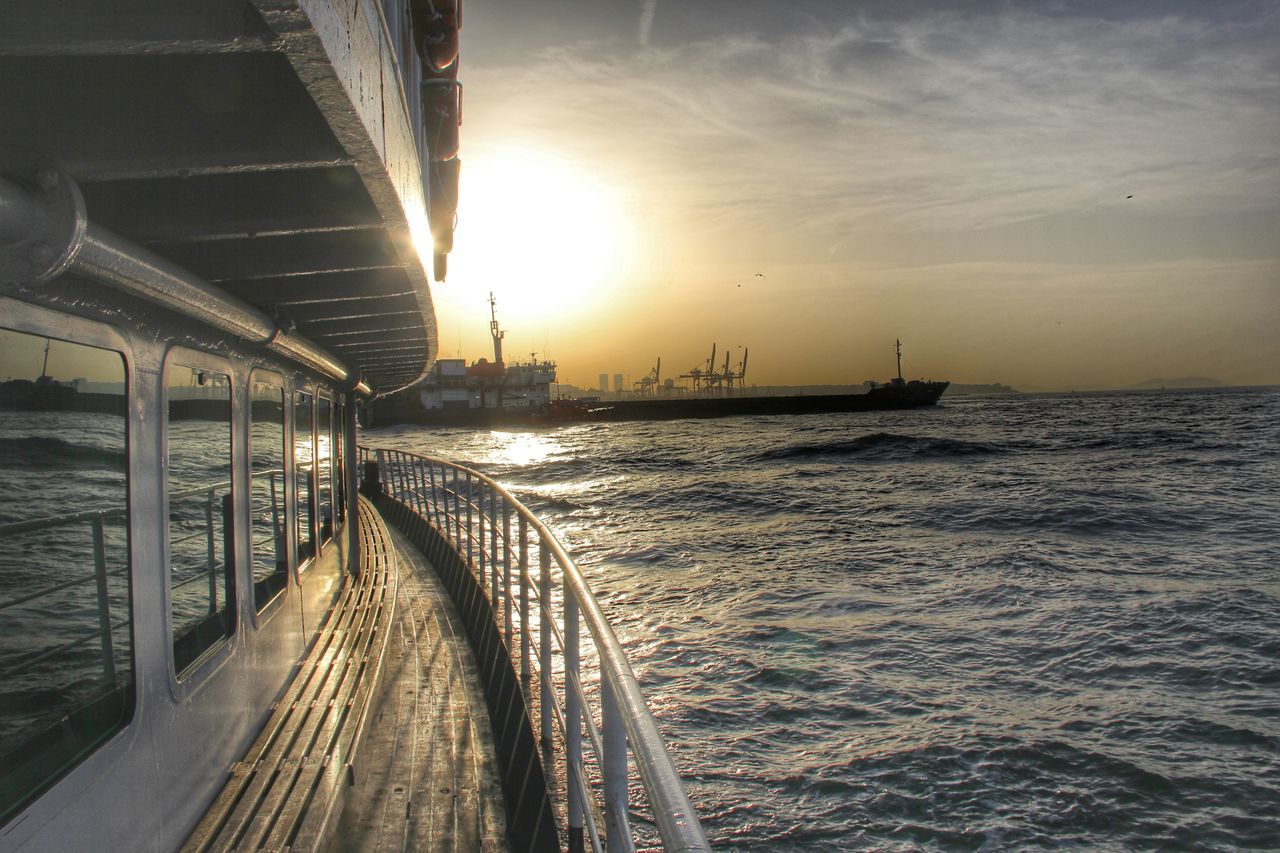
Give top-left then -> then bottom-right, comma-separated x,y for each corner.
361,447 -> 709,853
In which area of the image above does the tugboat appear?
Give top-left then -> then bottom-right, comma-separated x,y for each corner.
864,339 -> 951,406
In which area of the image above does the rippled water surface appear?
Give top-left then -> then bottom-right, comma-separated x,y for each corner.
366,388 -> 1280,849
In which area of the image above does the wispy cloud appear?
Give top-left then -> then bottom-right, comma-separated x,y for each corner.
468,7 -> 1280,261
638,0 -> 658,47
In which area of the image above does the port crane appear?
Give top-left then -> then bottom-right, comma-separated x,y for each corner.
634,357 -> 662,396
678,343 -> 716,393
678,343 -> 749,395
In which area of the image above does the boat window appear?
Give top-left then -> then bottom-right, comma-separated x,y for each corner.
334,402 -> 347,527
0,328 -> 132,826
295,391 -> 315,564
250,381 -> 288,611
167,363 -> 234,677
317,396 -> 332,546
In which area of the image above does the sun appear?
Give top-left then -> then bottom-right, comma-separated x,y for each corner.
443,145 -> 631,325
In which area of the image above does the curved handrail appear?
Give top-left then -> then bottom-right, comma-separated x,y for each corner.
362,446 -> 709,852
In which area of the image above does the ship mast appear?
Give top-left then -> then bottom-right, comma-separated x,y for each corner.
896,339 -> 903,382
40,338 -> 51,379
489,291 -> 505,364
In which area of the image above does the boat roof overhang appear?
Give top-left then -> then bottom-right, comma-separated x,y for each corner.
0,0 -> 439,397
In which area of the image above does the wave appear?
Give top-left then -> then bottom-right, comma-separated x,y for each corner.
751,432 -> 1006,462
0,435 -> 126,470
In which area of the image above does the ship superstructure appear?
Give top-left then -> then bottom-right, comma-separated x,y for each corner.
414,293 -> 557,418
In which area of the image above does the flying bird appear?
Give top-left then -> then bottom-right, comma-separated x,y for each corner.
1126,195 -> 1133,199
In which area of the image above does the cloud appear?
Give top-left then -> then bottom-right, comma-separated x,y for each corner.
639,0 -> 658,47
466,6 -> 1280,260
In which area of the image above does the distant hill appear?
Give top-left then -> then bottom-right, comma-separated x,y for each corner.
1128,377 -> 1224,390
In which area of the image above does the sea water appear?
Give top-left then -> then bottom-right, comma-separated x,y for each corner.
365,387 -> 1280,849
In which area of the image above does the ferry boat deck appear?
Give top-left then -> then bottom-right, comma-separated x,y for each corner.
1,1 -> 706,850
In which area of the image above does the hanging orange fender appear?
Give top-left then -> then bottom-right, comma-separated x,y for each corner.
410,0 -> 461,74
429,157 -> 461,254
421,79 -> 462,161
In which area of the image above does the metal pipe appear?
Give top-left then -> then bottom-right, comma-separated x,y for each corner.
70,222 -> 352,383
603,676 -> 631,850
490,492 -> 499,597
465,471 -> 474,571
519,514 -> 531,696
539,538 -> 553,773
565,591 -> 584,847
502,501 -> 512,643
477,484 -> 486,588
0,173 -> 36,243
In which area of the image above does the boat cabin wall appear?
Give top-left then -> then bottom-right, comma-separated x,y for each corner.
0,289 -> 361,851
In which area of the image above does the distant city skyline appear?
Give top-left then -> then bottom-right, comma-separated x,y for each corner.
435,0 -> 1279,391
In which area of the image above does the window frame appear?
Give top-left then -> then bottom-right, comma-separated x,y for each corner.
248,370 -> 290,621
162,347 -> 238,684
316,392 -> 334,550
293,387 -> 317,573
0,302 -> 136,829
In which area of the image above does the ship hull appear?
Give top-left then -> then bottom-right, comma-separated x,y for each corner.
376,381 -> 950,427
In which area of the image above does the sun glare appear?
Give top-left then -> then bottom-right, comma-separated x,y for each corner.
445,147 -> 631,324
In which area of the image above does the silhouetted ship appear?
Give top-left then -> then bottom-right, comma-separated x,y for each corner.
550,340 -> 948,424
377,317 -> 948,426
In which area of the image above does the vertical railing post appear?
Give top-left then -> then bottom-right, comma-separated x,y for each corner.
382,451 -> 391,497
427,459 -> 440,529
565,590 -> 583,849
376,448 -> 386,499
519,514 -> 531,696
205,488 -> 217,613
502,499 -> 512,644
441,463 -> 452,541
603,675 -> 629,847
490,489 -> 499,598
477,481 -> 486,590
91,514 -> 116,683
405,453 -> 416,511
539,538 -> 553,771
465,471 -> 474,571
452,468 -> 462,549
417,458 -> 427,512
269,471 -> 283,562
408,454 -> 418,512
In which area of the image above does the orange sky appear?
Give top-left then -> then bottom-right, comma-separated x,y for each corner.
435,1 -> 1280,391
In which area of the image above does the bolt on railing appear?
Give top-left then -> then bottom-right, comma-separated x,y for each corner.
361,446 -> 708,853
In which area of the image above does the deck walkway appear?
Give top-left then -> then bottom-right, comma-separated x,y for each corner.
184,497 -> 506,851
334,521 -> 508,851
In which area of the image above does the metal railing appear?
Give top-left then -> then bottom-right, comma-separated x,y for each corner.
168,479 -> 234,633
362,447 -> 708,853
0,506 -> 129,685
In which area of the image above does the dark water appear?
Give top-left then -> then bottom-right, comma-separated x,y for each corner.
369,387 -> 1280,850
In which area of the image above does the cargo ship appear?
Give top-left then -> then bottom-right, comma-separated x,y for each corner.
375,313 -> 949,426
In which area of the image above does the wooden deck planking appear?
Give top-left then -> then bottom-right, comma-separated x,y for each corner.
333,520 -> 508,852
184,498 -> 395,852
